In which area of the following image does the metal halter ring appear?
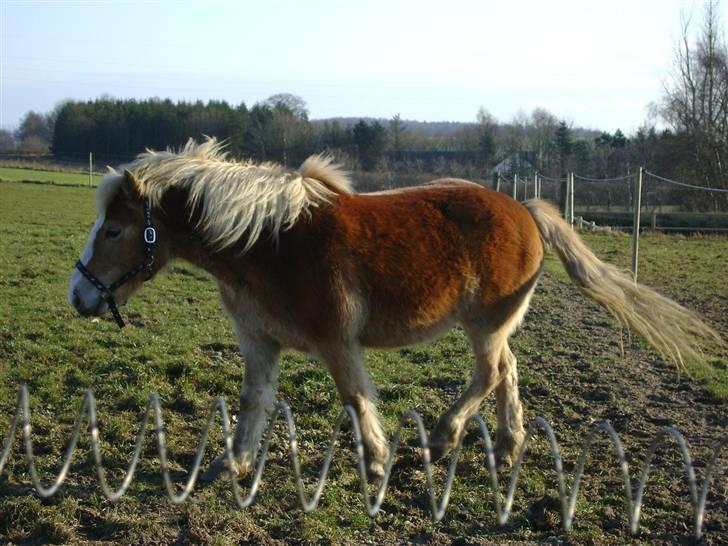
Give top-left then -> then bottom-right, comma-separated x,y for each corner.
144,227 -> 157,244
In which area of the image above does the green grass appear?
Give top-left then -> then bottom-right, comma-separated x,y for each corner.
0,166 -> 103,186
0,180 -> 726,544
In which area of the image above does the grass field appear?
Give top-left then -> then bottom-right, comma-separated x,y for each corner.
0,180 -> 726,545
0,166 -> 103,186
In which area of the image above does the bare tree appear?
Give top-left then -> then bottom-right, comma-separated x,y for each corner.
499,110 -> 529,172
476,106 -> 496,128
15,111 -> 52,149
660,1 -> 728,197
262,93 -> 309,120
475,107 -> 497,168
0,129 -> 15,152
17,136 -> 50,154
261,94 -> 312,165
529,108 -> 558,171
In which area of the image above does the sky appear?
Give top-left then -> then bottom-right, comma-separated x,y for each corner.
0,0 -> 712,134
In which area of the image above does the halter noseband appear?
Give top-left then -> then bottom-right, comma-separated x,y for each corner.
75,198 -> 156,328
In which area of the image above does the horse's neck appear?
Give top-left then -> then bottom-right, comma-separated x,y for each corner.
158,187 -> 271,289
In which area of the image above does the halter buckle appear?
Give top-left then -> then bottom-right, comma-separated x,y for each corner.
144,227 -> 157,244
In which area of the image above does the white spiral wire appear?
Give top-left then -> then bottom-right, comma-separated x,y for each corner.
1,385 -> 725,539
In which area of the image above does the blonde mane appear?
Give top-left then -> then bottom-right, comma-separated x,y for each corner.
97,138 -> 353,252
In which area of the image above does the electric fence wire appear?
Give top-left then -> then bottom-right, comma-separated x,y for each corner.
644,171 -> 728,193
537,174 -> 568,182
573,173 -> 635,183
1,385 -> 725,539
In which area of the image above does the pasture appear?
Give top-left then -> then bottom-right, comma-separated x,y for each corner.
0,180 -> 726,545
0,166 -> 102,186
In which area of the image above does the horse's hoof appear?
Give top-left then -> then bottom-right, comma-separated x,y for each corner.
427,441 -> 450,462
493,434 -> 524,469
429,420 -> 458,462
199,453 -> 230,483
199,452 -> 253,483
493,450 -> 513,469
428,429 -> 456,461
366,460 -> 385,480
236,452 -> 254,477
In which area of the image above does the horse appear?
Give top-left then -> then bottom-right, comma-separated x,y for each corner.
68,138 -> 719,480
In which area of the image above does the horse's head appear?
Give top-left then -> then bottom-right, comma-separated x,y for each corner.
69,169 -> 165,326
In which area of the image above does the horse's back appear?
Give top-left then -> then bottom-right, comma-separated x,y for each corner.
341,179 -> 542,273
329,181 -> 544,344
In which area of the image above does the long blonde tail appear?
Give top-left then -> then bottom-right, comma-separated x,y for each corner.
524,200 -> 721,367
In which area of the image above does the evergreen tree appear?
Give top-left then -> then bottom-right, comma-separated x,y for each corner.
353,120 -> 387,170
389,114 -> 406,156
555,121 -> 572,173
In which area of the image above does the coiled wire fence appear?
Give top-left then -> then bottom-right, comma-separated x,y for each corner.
1,385 -> 726,539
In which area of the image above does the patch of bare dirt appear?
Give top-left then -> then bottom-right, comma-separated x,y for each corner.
514,272 -> 727,543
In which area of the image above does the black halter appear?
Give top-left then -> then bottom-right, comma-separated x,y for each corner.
75,198 -> 156,328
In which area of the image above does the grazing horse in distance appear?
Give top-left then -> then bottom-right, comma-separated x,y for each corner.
68,138 -> 719,480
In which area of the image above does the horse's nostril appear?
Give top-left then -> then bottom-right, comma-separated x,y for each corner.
72,289 -> 81,309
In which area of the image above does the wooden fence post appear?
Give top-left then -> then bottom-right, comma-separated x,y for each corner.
512,174 -> 518,200
89,152 -> 93,187
631,167 -> 643,281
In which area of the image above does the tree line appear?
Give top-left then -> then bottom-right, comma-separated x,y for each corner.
3,99 -> 723,186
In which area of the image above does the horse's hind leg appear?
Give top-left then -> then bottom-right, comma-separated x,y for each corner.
428,330 -> 504,460
320,343 -> 389,479
494,343 -> 526,465
429,275 -> 536,462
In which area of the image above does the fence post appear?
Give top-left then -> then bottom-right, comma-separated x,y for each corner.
631,167 -> 643,281
89,152 -> 93,187
569,172 -> 575,226
563,175 -> 569,218
512,174 -> 518,200
534,173 -> 540,199
495,174 -> 501,193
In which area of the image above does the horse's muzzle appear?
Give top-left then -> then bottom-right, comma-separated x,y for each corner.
71,288 -> 108,317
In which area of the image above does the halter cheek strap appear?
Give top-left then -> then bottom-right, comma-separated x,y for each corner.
75,198 -> 156,328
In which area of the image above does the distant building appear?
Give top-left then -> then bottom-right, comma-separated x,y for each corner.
491,151 -> 536,178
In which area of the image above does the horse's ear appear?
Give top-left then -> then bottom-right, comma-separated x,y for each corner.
121,169 -> 144,200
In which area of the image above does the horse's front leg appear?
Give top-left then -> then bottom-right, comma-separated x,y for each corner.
203,336 -> 280,481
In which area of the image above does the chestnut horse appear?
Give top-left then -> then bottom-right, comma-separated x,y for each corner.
68,139 -> 717,479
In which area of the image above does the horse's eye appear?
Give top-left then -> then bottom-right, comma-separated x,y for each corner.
105,227 -> 122,239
